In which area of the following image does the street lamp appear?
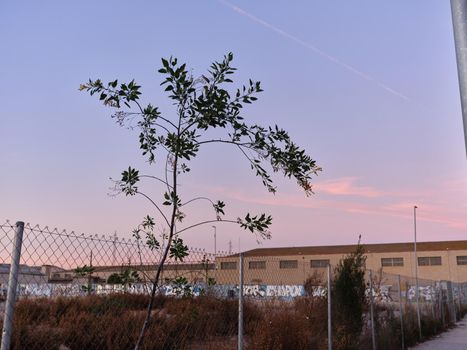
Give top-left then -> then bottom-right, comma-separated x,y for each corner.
212,225 -> 217,255
414,205 -> 422,340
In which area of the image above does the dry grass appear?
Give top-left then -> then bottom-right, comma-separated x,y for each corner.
0,294 -> 461,350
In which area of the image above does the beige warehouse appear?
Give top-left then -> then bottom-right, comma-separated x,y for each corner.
215,240 -> 467,285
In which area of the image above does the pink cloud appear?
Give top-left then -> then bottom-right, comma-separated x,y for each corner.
190,173 -> 467,234
314,177 -> 384,198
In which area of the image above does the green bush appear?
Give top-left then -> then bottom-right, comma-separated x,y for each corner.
332,239 -> 367,349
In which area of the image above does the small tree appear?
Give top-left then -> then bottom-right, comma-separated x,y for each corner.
107,273 -> 123,285
107,268 -> 141,291
74,264 -> 95,294
81,53 -> 321,349
332,236 -> 367,349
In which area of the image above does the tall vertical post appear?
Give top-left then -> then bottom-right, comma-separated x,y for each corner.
450,0 -> 467,156
447,281 -> 456,323
327,264 -> 332,350
1,221 -> 25,350
440,283 -> 445,328
212,226 -> 217,255
398,275 -> 405,350
431,282 -> 436,334
457,283 -> 462,316
88,250 -> 93,295
413,206 -> 422,340
238,253 -> 244,350
112,231 -> 117,266
369,270 -> 376,350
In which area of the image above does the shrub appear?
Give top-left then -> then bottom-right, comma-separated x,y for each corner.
332,238 -> 367,350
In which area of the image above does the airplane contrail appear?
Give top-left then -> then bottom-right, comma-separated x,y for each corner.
218,0 -> 411,102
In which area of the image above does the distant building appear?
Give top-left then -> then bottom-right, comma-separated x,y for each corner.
49,262 -> 216,285
0,264 -> 48,285
216,240 -> 467,285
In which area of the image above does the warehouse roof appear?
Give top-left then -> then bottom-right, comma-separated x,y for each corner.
241,240 -> 467,257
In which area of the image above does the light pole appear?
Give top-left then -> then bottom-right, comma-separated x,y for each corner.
450,0 -> 467,156
212,225 -> 217,255
414,205 -> 422,340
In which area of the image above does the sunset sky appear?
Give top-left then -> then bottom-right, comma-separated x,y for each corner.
1,0 -> 466,253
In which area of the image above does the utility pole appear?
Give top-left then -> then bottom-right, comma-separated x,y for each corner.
414,205 -> 422,340
450,0 -> 467,156
212,225 -> 217,255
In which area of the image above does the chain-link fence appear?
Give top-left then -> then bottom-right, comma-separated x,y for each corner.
0,220 -> 466,349
0,221 -> 239,349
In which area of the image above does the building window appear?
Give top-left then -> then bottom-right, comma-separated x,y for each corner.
220,261 -> 237,270
457,256 -> 467,265
310,259 -> 329,268
279,260 -> 298,269
418,256 -> 442,266
381,257 -> 404,267
249,261 -> 266,269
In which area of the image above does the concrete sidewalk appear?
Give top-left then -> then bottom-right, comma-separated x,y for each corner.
410,317 -> 467,350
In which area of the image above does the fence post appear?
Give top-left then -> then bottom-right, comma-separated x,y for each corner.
457,283 -> 462,317
238,252 -> 244,350
431,282 -> 436,334
327,264 -> 332,350
369,270 -> 376,350
440,283 -> 445,328
447,281 -> 456,324
398,275 -> 405,350
1,221 -> 25,350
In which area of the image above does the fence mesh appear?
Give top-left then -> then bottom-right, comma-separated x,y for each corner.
0,220 -> 466,350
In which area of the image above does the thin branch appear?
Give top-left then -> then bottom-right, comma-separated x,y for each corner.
237,144 -> 256,166
140,175 -> 173,189
116,110 -> 178,130
153,123 -> 171,134
157,116 -> 178,129
177,219 -> 240,235
133,100 -> 145,114
136,192 -> 170,227
180,196 -> 215,208
165,153 -> 171,192
195,139 -> 253,147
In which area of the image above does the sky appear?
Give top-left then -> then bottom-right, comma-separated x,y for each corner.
1,0 -> 466,253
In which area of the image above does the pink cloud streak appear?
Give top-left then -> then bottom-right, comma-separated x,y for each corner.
314,177 -> 385,198
200,176 -> 467,231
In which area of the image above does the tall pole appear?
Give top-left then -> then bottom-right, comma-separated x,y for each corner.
369,270 -> 376,350
414,205 -> 422,340
212,225 -> 217,255
398,275 -> 405,350
327,264 -> 332,350
238,253 -> 244,350
1,221 -> 25,350
450,0 -> 467,156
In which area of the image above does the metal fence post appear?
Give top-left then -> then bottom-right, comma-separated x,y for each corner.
431,282 -> 436,334
440,283 -> 445,328
238,252 -> 244,350
447,281 -> 456,324
1,221 -> 25,350
398,275 -> 405,350
369,270 -> 376,350
327,264 -> 332,350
